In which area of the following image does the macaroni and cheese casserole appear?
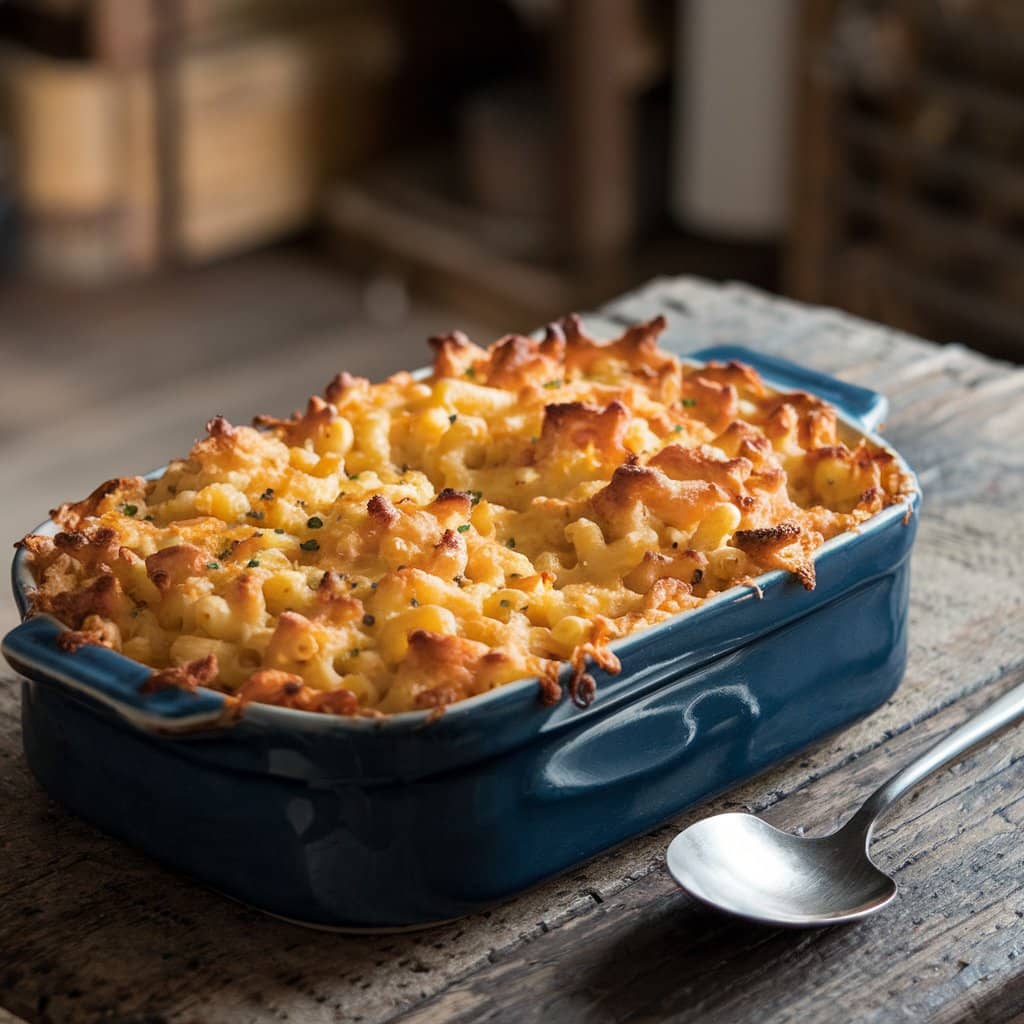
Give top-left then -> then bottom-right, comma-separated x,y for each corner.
20,316 -> 914,715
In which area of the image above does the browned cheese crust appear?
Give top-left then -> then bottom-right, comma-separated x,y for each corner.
20,317 -> 915,715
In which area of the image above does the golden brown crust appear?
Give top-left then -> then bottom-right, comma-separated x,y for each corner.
51,477 -> 147,530
538,401 -> 629,463
22,317 -> 913,716
591,464 -> 729,539
58,616 -> 120,653
234,670 -> 361,716
324,370 -> 370,405
142,654 -> 219,694
649,444 -> 753,494
49,574 -> 123,627
145,544 -> 206,591
428,330 -> 485,379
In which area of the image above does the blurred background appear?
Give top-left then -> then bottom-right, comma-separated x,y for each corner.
1,0 -> 1023,624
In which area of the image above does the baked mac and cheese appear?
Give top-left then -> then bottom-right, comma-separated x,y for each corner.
20,316 -> 914,715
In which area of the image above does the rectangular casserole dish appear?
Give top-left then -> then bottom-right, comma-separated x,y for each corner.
2,344 -> 920,931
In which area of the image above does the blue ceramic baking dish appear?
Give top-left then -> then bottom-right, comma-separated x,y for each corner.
3,345 -> 920,930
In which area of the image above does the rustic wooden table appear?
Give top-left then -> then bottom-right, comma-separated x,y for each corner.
2,276 -> 1023,1024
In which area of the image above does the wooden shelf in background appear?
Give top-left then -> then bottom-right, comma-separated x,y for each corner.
323,158 -> 779,327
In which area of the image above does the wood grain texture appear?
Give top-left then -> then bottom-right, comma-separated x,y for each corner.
2,274 -> 1024,1024
397,667 -> 1024,1024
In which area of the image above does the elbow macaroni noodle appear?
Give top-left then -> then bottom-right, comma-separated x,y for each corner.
22,315 -> 914,715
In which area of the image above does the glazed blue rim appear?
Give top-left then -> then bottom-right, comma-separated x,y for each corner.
4,345 -> 920,735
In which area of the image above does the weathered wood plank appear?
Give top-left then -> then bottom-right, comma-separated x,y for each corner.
390,668 -> 1024,1024
1,275 -> 1023,1024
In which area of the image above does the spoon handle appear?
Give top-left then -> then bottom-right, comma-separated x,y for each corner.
850,679 -> 1024,839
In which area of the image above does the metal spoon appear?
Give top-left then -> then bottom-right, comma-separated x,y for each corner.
666,680 -> 1024,927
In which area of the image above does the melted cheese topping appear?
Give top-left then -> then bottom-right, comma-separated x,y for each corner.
22,315 -> 914,715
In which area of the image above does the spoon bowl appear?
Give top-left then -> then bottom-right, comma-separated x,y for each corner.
666,812 -> 896,927
667,678 -> 1024,927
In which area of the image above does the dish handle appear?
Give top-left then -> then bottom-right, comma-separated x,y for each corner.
689,345 -> 889,433
2,615 -> 230,734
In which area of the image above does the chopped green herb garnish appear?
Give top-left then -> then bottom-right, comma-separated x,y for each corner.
144,514 -> 155,522
673,424 -> 683,433
542,379 -> 562,389
457,523 -> 470,533
362,614 -> 375,627
499,599 -> 511,608
274,528 -> 285,535
506,537 -> 516,549
300,539 -> 320,552
681,398 -> 697,408
217,548 -> 231,560
260,488 -> 274,500
246,509 -> 264,520
206,562 -> 219,570
350,648 -> 360,658
465,366 -> 476,378
122,504 -> 138,517
530,436 -> 538,444
347,473 -> 360,481
448,413 -> 458,424
410,597 -> 419,607
470,490 -> 483,505
246,559 -> 260,568
306,516 -> 324,529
